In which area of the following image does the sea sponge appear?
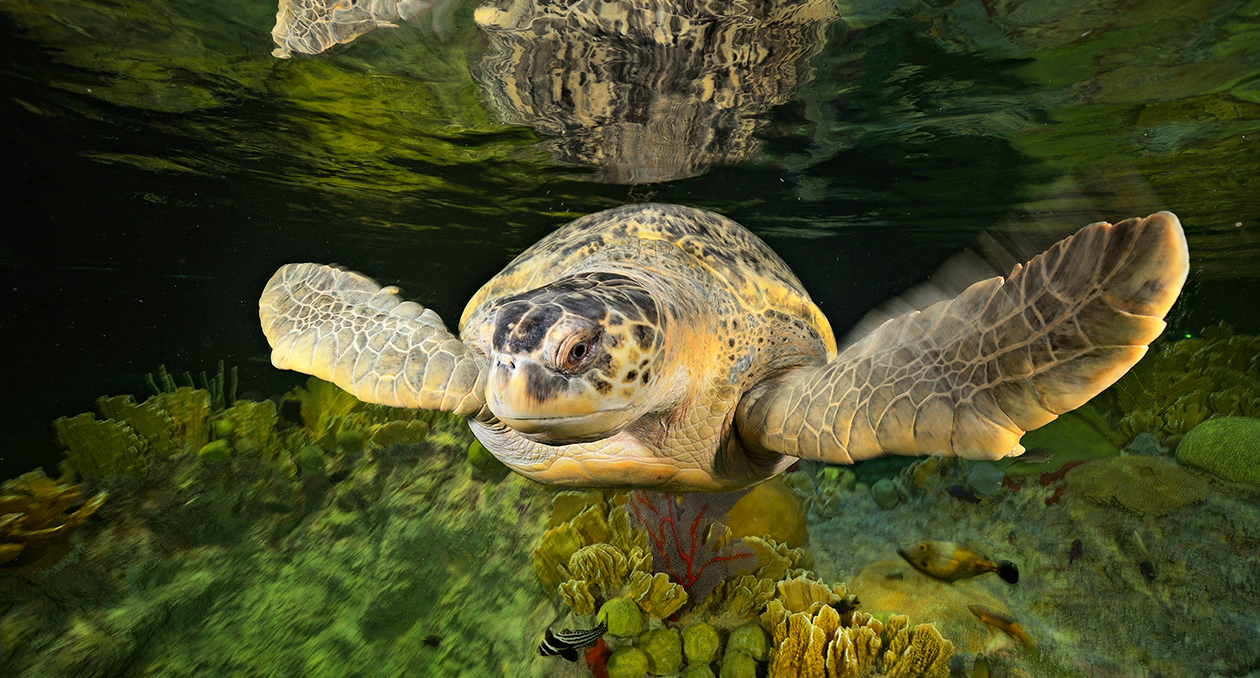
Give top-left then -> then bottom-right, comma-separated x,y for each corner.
598,596 -> 644,637
848,559 -> 1009,653
0,470 -> 107,572
54,413 -> 148,479
1176,416 -> 1260,486
725,477 -> 810,547
1064,455 -> 1209,513
682,622 -> 720,664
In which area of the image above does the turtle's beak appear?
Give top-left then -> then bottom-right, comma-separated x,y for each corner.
486,352 -> 631,443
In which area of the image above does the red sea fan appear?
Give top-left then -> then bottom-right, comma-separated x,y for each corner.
626,489 -> 757,609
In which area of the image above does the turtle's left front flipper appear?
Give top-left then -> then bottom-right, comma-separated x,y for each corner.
260,263 -> 489,419
737,212 -> 1189,464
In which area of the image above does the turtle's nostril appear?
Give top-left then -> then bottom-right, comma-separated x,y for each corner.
497,355 -> 515,369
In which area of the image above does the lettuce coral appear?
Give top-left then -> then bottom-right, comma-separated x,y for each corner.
0,470 -> 106,572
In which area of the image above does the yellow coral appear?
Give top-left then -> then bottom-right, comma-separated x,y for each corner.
745,535 -> 814,580
368,420 -> 430,448
0,470 -> 106,572
628,571 -> 688,619
533,505 -> 612,593
559,579 -> 596,615
54,413 -> 148,479
96,395 -> 176,456
155,387 -> 211,454
221,399 -> 283,460
777,574 -> 839,614
1065,455 -> 1208,513
828,621 -> 882,678
547,490 -> 606,529
286,377 -> 362,447
566,543 -> 629,597
883,622 -> 953,678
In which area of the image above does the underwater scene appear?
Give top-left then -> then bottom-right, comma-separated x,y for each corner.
1,0 -> 1258,676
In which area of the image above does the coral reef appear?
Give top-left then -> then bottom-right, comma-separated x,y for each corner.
1105,323 -> 1260,449
0,470 -> 106,572
1064,456 -> 1209,514
1176,416 -> 1260,486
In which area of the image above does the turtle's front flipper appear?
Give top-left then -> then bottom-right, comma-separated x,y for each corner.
737,212 -> 1189,463
259,263 -> 489,418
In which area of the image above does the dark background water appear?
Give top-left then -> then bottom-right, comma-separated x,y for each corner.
2,0 -> 1257,481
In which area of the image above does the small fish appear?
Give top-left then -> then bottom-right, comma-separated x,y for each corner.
898,540 -> 1019,584
973,654 -> 990,678
945,485 -> 981,504
1068,539 -> 1083,566
538,621 -> 608,662
421,634 -> 442,648
968,605 -> 1034,647
1005,447 -> 1056,467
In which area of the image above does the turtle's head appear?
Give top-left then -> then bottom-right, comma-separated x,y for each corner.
482,272 -> 668,444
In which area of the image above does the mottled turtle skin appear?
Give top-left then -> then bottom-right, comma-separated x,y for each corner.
260,203 -> 1189,491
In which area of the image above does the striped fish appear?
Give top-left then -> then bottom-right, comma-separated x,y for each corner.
537,621 -> 608,662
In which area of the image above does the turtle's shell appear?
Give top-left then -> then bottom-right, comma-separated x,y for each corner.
458,203 -> 837,357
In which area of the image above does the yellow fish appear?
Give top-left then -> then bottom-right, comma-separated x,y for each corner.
969,605 -> 1034,648
897,540 -> 1019,583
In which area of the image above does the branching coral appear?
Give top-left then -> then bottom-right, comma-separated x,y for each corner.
0,470 -> 106,572
1064,455 -> 1208,513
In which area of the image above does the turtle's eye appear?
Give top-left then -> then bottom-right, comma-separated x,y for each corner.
557,332 -> 598,373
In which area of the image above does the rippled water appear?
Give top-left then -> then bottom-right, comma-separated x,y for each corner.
2,0 -> 1258,675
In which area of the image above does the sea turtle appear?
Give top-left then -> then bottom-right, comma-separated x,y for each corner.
259,203 -> 1188,491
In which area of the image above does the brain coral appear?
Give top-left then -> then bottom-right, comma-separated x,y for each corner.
848,559 -> 1009,653
1064,455 -> 1208,513
1176,416 -> 1260,486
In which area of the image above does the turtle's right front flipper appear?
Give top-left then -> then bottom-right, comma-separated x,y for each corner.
259,263 -> 489,418
737,212 -> 1189,464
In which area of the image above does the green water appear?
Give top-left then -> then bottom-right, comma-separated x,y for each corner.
1,0 -> 1258,676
